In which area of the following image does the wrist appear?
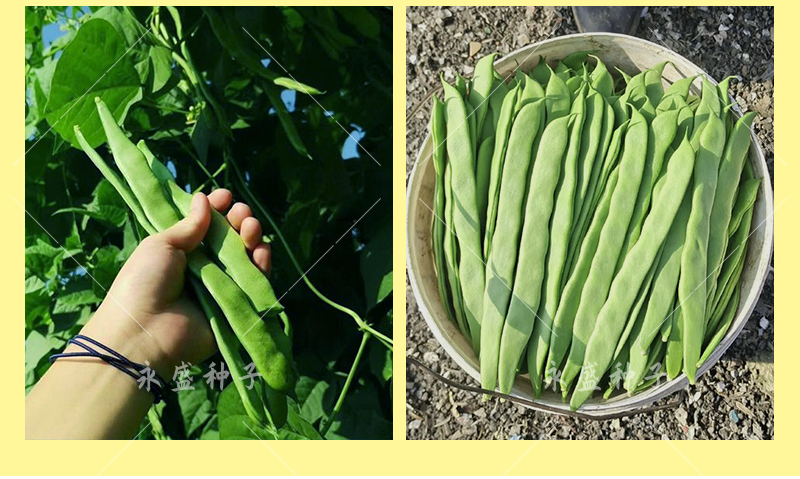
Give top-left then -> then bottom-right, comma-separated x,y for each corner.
77,304 -> 175,379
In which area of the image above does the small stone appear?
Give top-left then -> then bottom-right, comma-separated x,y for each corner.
759,316 -> 769,330
469,41 -> 482,57
675,407 -> 688,426
717,381 -> 726,392
729,410 -> 740,424
409,54 -> 417,65
423,351 -> 439,364
408,419 -> 421,430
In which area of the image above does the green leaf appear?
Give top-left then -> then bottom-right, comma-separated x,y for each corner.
53,290 -> 102,315
334,7 -> 380,39
299,379 -> 330,424
360,223 -> 392,310
44,18 -> 143,147
286,407 -> 322,439
149,46 -> 173,93
178,377 -> 215,438
218,384 -> 275,440
369,345 -> 392,384
25,239 -> 64,280
273,77 -> 324,95
25,275 -> 51,329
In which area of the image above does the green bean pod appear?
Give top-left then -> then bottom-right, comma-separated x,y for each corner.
698,284 -> 740,367
483,84 -> 520,259
497,114 -> 571,394
74,126 -> 156,235
704,112 -> 757,311
545,67 -> 571,124
188,253 -> 295,393
589,55 -> 613,99
560,107 -> 648,394
617,109 -> 680,266
430,96 -> 457,327
443,163 -> 471,338
570,132 -> 694,410
468,53 -> 498,138
529,88 -> 586,396
626,187 -> 692,389
191,277 -> 270,425
95,98 -> 181,232
442,80 -> 485,351
544,167 -> 620,387
680,113 -> 726,383
728,178 -> 761,238
480,100 -> 545,391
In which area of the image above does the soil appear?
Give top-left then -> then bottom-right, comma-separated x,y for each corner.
405,6 -> 775,440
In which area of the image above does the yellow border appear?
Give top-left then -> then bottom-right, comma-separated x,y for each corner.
4,1 -> 796,476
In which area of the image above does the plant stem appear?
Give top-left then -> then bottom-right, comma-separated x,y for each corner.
319,331 -> 370,437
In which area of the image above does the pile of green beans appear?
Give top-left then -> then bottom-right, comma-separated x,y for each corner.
429,53 -> 761,410
75,97 -> 295,427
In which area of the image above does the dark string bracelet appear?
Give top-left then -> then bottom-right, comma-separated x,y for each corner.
49,334 -> 169,404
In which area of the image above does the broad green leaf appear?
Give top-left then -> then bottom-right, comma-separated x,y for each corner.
369,346 -> 392,384
44,18 -> 143,147
149,46 -> 173,92
287,406 -> 322,439
25,239 -> 63,279
360,223 -> 392,310
52,290 -> 101,314
273,77 -> 324,95
299,379 -> 330,424
25,275 -> 51,329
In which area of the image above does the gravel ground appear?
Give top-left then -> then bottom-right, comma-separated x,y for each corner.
405,6 -> 774,440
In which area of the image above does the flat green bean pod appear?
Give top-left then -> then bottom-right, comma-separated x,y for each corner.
698,284 -> 740,367
705,112 -> 757,309
529,88 -> 586,396
560,107 -> 648,394
430,96 -> 457,327
727,178 -> 761,238
570,131 -> 694,410
468,53 -> 498,138
95,98 -> 181,232
589,55 -> 613,99
545,67 -> 571,124
483,84 -> 520,259
497,114 -> 571,394
544,166 -> 620,387
480,100 -> 545,391
680,113 -> 726,383
188,254 -> 295,393
443,163 -> 471,339
627,187 -> 692,389
442,80 -> 485,350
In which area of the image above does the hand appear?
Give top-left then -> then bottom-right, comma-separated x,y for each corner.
78,189 -> 272,378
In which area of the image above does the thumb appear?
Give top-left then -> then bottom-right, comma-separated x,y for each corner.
158,193 -> 211,252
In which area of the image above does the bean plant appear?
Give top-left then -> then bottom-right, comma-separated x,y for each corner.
24,6 -> 392,439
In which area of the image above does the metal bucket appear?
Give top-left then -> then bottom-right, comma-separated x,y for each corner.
406,32 -> 774,416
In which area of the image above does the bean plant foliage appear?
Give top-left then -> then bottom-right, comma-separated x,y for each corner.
24,6 -> 392,440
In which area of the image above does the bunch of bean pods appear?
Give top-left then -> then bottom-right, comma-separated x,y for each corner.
429,52 -> 761,410
75,97 -> 295,428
